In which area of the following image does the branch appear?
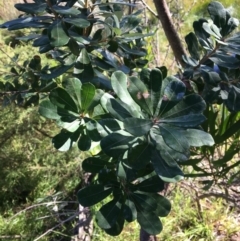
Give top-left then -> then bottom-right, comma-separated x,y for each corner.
153,0 -> 187,67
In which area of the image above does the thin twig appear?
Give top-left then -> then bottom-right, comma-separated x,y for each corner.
140,0 -> 158,17
198,193 -> 238,204
9,201 -> 78,220
34,211 -> 80,241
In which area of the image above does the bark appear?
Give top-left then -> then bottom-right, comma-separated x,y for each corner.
153,0 -> 187,67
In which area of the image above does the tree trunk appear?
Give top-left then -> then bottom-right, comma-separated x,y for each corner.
140,228 -> 158,241
73,173 -> 93,241
153,0 -> 187,67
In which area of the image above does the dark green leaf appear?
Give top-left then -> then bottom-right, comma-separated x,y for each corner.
160,124 -> 189,154
119,43 -> 147,56
153,194 -> 171,217
130,192 -> 157,211
87,89 -> 105,113
225,86 -> 240,112
78,132 -> 91,151
49,88 -> 78,113
134,175 -> 164,193
124,199 -> 137,222
150,128 -> 188,164
52,6 -> 81,15
207,1 -> 232,35
104,214 -> 124,236
33,35 -> 49,47
86,118 -> 121,141
52,130 -> 80,151
121,15 -> 141,33
137,211 -> 162,235
68,30 -> 91,44
104,97 -> 134,121
162,77 -> 186,102
96,198 -> 123,229
82,157 -> 113,173
140,68 -> 151,84
124,118 -> 153,136
15,3 -> 47,14
64,18 -> 90,28
63,78 -> 82,112
161,94 -> 206,119
41,64 -> 74,80
74,49 -> 94,82
107,40 -> 119,52
209,53 -> 240,69
185,32 -> 200,60
68,38 -> 80,56
182,55 -> 199,67
201,71 -> 221,86
77,184 -> 113,207
99,118 -> 122,133
128,143 -> 151,169
100,131 -> 135,158
158,66 -> 168,79
193,19 -> 211,49
117,161 -> 136,181
151,150 -> 184,182
148,68 -> 163,116
161,114 -> 206,127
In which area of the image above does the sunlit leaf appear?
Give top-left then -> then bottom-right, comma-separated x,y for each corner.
128,76 -> 153,115
52,130 -> 80,152
39,99 -> 61,120
50,20 -> 70,47
111,71 -> 141,118
81,83 -> 95,112
185,129 -> 215,146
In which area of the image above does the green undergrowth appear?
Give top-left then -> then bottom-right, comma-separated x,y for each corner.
0,104 -> 84,240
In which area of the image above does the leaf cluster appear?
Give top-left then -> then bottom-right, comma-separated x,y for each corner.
0,0 -> 152,107
38,65 -> 214,234
183,1 -> 240,112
